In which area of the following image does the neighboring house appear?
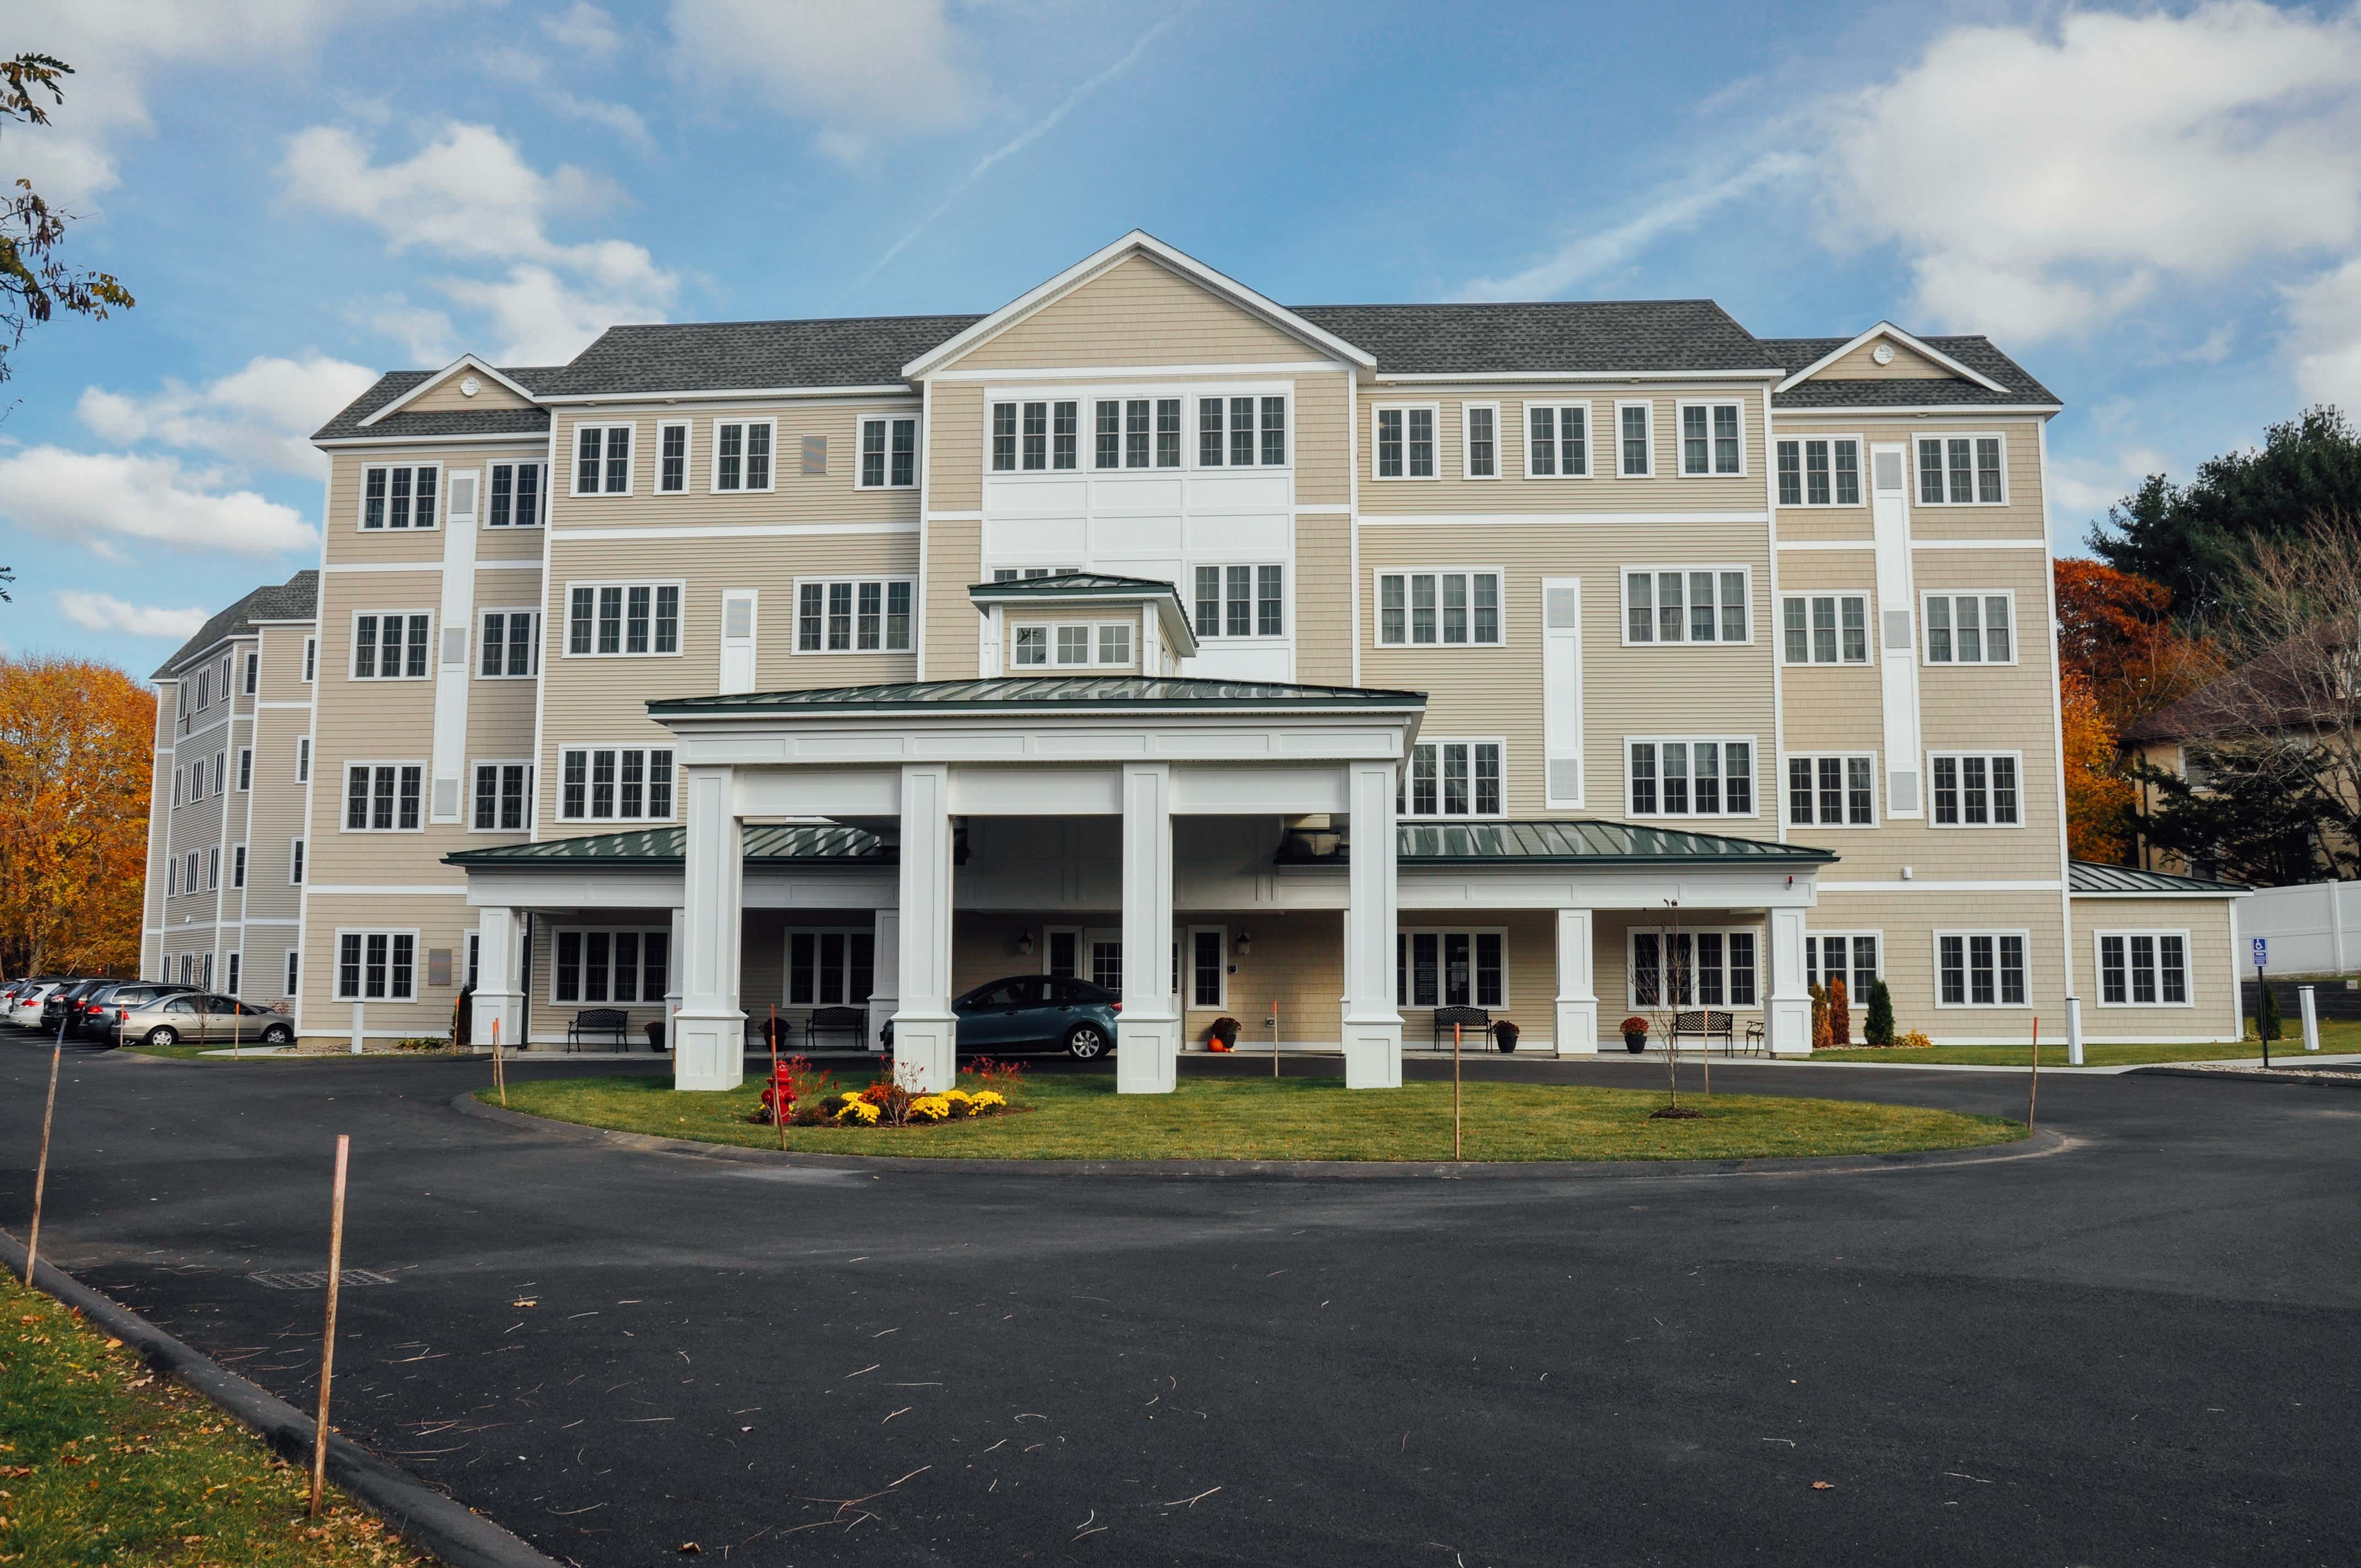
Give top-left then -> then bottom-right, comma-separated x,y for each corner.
152,231 -> 2249,1073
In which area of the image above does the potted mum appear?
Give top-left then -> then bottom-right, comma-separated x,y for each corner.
1207,1016 -> 1240,1052
1620,1015 -> 1650,1054
1493,1019 -> 1519,1053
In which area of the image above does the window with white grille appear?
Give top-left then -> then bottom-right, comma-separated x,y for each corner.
1624,568 -> 1750,644
352,612 -> 432,678
1377,570 -> 1502,646
360,464 -> 440,529
795,579 -> 913,653
558,747 -> 674,821
565,583 -> 681,656
1627,738 -> 1754,816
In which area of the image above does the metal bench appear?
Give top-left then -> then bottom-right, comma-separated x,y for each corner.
806,1005 -> 869,1050
1670,1010 -> 1736,1055
566,1008 -> 630,1052
1430,1005 -> 1492,1052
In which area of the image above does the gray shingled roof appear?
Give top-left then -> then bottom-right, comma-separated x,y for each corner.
1760,334 -> 2057,409
1274,819 -> 1838,868
1294,301 -> 1774,374
2069,860 -> 2248,896
153,570 -> 318,679
651,674 -> 1425,717
530,317 -> 982,398
311,367 -> 565,442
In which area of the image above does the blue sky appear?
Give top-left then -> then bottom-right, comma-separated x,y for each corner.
8,0 -> 2361,672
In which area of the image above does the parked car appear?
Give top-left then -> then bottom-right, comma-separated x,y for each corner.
117,993 -> 294,1049
37,979 -> 104,1033
880,974 -> 1120,1059
5,981 -> 63,1028
73,982 -> 189,1042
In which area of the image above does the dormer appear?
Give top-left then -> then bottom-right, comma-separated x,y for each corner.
971,572 -> 1199,678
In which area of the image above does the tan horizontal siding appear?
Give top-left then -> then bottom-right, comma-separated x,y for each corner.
323,442 -> 547,567
547,399 -> 921,531
947,254 -> 1316,371
2070,894 -> 2240,1041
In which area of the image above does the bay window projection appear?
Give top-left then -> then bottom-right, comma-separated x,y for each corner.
1463,403 -> 1499,477
573,424 -> 633,494
1787,755 -> 1877,826
1938,932 -> 2027,1007
478,611 -> 538,677
712,420 -> 774,492
1930,753 -> 2021,826
1399,740 -> 1504,818
566,583 -> 682,656
861,415 -> 918,487
486,461 -> 544,524
787,929 -> 876,1007
1627,739 -> 1754,816
343,763 -> 423,831
1807,934 -> 1880,1001
1630,928 -> 1759,1008
1376,570 -> 1502,646
1916,434 -> 2006,505
552,929 -> 671,1005
657,422 -> 689,493
1198,395 -> 1286,466
1395,930 -> 1505,1009
1922,592 -> 2014,664
1623,569 -> 1749,644
1618,402 -> 1652,476
1014,623 -> 1134,668
796,578 -> 913,652
1782,594 -> 1869,664
1526,404 -> 1589,476
2097,930 -> 2189,1006
1193,565 -> 1285,638
1775,438 -> 1862,506
558,746 -> 674,822
335,930 -> 416,1001
1678,401 -> 1744,476
360,464 -> 439,529
1374,406 -> 1436,478
352,612 -> 431,678
471,761 -> 532,831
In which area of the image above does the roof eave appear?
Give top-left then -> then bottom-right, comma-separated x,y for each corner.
1775,322 -> 2011,395
356,355 -> 540,427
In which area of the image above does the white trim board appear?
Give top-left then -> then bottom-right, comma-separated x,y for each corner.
1775,323 -> 2010,395
358,355 -> 541,427
1356,511 -> 1769,526
552,522 -> 920,542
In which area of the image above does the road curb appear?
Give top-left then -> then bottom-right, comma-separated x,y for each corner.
2131,1065 -> 2361,1089
0,1229 -> 559,1568
450,1088 -> 2069,1180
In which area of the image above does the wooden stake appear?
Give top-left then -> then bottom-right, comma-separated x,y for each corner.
769,1004 -> 785,1151
1271,999 -> 1279,1079
2027,1016 -> 2040,1130
1452,1021 -> 1464,1162
491,1016 -> 507,1108
23,1028 -> 62,1285
309,1134 -> 350,1520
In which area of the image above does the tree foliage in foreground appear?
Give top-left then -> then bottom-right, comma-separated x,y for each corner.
0,656 -> 155,976
1,51 -> 135,391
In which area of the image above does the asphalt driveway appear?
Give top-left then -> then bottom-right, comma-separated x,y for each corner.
2,1041 -> 2355,1567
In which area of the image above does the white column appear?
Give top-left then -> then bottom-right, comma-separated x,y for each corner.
1765,907 -> 1811,1057
673,765 -> 746,1090
1340,759 -> 1402,1087
664,906 -> 684,1053
471,906 -> 525,1052
1117,764 -> 1179,1093
1553,908 -> 1599,1055
2066,994 -> 2085,1065
892,764 -> 957,1092
867,907 -> 900,1057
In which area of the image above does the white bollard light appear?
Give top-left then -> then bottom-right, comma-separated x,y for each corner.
350,1000 -> 365,1055
2066,995 -> 2084,1066
2300,985 -> 2320,1053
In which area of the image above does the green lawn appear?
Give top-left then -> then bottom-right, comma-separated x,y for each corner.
1816,1016 -> 2361,1066
485,1069 -> 2021,1163
1,1271 -> 432,1566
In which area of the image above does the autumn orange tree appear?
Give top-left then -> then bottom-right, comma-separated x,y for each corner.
2059,671 -> 2136,862
2053,559 -> 2221,732
0,656 -> 154,977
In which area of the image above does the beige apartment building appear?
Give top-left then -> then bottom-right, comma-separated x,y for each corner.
146,232 -> 2246,1083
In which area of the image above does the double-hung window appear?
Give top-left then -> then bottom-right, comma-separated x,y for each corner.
1806,934 -> 1880,1001
1197,394 -> 1286,467
1192,565 -> 1285,639
1938,932 -> 2027,1006
1782,594 -> 1870,664
1678,401 -> 1744,475
205,847 -> 219,890
1617,402 -> 1653,476
289,838 -> 305,885
1627,738 -> 1754,816
1525,404 -> 1590,477
471,761 -> 532,831
1623,568 -> 1750,644
1376,570 -> 1502,646
237,747 -> 253,791
786,929 -> 875,1007
1462,402 -> 1499,478
573,423 -> 633,494
244,652 -> 258,694
303,636 -> 317,682
1630,928 -> 1758,1008
565,582 -> 682,656
1373,405 -> 1437,478
486,461 -> 545,525
854,414 -> 918,486
343,763 -> 423,831
360,463 -> 439,529
2097,930 -> 2190,1007
558,746 -> 675,821
231,845 -> 246,889
1922,592 -> 2014,664
1929,752 -> 2021,826
712,418 -> 775,492
1786,754 -> 1877,826
551,928 -> 672,1004
1915,434 -> 2006,504
335,931 -> 416,1001
296,736 -> 311,783
478,610 -> 540,677
795,578 -> 913,653
989,400 -> 1079,473
1089,398 -> 1181,470
1399,739 -> 1504,818
1775,437 -> 1863,507
1395,930 -> 1506,1009
352,612 -> 431,678
656,421 -> 689,493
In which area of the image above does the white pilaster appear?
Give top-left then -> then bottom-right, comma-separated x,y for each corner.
471,905 -> 525,1052
892,764 -> 958,1092
429,466 -> 480,823
1341,759 -> 1403,1087
664,906 -> 684,1054
867,907 -> 900,1056
1553,907 -> 1599,1055
1116,763 -> 1179,1093
673,765 -> 746,1090
1765,906 -> 1811,1057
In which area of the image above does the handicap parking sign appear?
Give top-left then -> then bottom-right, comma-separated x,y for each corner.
2253,937 -> 2268,967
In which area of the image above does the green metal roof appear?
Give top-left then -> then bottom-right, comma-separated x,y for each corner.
2069,859 -> 2248,896
1279,819 -> 1840,869
445,823 -> 889,870
650,675 -> 1427,717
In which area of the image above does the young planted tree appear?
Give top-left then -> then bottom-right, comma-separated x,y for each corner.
1827,977 -> 1851,1047
1646,905 -> 1701,1117
1864,979 -> 1895,1047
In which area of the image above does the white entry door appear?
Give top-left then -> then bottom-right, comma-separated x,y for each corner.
719,589 -> 758,695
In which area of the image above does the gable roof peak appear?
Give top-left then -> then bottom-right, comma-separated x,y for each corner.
1775,321 -> 2009,395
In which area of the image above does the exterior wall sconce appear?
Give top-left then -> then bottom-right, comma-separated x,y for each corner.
1236,929 -> 1252,957
1018,927 -> 1033,955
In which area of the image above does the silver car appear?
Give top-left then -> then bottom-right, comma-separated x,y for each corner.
8,982 -> 64,1030
118,993 -> 293,1048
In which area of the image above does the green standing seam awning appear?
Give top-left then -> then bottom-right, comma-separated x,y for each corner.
647,674 -> 1428,718
2068,860 -> 2249,896
445,823 -> 889,871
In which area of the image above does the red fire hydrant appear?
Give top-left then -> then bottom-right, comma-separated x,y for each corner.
758,1059 -> 797,1125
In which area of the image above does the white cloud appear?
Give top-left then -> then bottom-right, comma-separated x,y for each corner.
670,0 -> 980,156
543,2 -> 624,58
0,447 -> 315,559
2284,259 -> 2361,412
481,44 -> 653,150
439,262 -> 666,364
77,353 -> 378,476
56,591 -> 210,640
366,302 -> 459,365
1820,3 -> 2361,341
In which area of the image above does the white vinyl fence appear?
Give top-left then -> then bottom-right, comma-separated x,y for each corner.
2239,880 -> 2361,974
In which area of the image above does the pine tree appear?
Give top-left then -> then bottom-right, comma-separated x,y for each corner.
2256,979 -> 2282,1042
1829,977 -> 1851,1046
1864,979 -> 1895,1046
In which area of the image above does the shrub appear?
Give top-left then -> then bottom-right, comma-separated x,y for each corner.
1619,1015 -> 1650,1035
1864,980 -> 1895,1046
1893,1029 -> 1933,1051
2256,982 -> 2282,1042
964,1057 -> 1026,1093
1809,984 -> 1832,1051
1829,977 -> 1851,1046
